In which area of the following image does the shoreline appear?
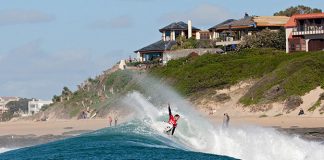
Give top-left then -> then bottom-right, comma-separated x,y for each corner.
0,119 -> 109,150
0,119 -> 108,136
209,115 -> 324,128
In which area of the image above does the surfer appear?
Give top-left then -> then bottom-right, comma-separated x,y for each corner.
167,103 -> 180,135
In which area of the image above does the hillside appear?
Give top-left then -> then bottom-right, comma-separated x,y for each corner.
150,48 -> 324,105
36,48 -> 324,120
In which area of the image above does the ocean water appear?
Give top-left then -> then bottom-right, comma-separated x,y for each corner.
2,76 -> 324,159
0,121 -> 234,160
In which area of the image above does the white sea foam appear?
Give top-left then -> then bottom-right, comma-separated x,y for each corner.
120,75 -> 324,160
0,148 -> 15,154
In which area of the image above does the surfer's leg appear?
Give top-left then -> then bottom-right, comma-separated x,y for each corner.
171,127 -> 176,135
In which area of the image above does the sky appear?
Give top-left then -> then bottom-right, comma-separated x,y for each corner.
0,0 -> 323,100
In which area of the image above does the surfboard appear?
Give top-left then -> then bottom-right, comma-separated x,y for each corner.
154,121 -> 173,134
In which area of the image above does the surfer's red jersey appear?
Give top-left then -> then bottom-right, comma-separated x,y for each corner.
168,114 -> 177,127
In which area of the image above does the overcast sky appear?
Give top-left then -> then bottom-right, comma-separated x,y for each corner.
0,0 -> 323,99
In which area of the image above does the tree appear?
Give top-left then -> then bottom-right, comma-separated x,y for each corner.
171,36 -> 215,50
62,86 -> 72,96
52,95 -> 60,102
1,98 -> 30,121
238,29 -> 286,50
274,5 -> 322,17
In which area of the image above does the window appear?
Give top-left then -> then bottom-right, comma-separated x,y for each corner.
314,19 -> 322,25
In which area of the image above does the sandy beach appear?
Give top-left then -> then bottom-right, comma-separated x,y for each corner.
0,119 -> 109,149
210,116 -> 324,128
0,119 -> 108,136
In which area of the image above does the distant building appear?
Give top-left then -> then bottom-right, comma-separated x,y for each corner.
196,30 -> 212,40
285,13 -> 324,53
0,97 -> 20,114
209,13 -> 289,49
134,40 -> 177,62
28,99 -> 52,115
159,21 -> 200,41
135,21 -> 200,62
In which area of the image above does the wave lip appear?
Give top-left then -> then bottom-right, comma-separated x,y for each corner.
0,148 -> 16,154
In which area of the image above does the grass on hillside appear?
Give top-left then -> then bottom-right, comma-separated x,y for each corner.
150,48 -> 324,105
47,70 -> 138,118
308,100 -> 321,112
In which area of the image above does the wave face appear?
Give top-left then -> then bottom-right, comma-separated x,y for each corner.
0,121 -> 234,160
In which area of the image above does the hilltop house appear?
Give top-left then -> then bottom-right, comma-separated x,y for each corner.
134,21 -> 200,62
285,13 -> 324,53
209,14 -> 289,49
0,97 -> 20,114
28,99 -> 52,115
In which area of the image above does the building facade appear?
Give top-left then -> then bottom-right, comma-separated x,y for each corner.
28,99 -> 52,115
0,97 -> 20,114
285,13 -> 324,53
209,14 -> 289,49
135,21 -> 200,62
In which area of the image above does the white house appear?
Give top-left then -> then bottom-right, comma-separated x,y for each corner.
28,99 -> 52,115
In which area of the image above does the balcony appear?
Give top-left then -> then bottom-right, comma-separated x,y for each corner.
215,36 -> 241,46
292,26 -> 324,35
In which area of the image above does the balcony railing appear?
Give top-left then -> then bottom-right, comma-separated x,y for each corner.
215,36 -> 241,42
292,25 -> 324,35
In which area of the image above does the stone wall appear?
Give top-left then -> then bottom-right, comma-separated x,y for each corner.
162,48 -> 223,64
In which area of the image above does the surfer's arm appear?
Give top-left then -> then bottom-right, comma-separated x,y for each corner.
168,104 -> 172,116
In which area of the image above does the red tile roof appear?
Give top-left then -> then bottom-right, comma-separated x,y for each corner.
285,13 -> 324,28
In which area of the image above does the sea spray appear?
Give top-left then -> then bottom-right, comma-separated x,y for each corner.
119,73 -> 324,160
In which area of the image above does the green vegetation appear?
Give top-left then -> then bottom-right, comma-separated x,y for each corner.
274,5 -> 322,16
45,70 -> 141,118
238,29 -> 285,50
308,100 -> 321,112
259,114 -> 268,118
274,113 -> 283,117
1,98 -> 30,121
171,36 -> 216,50
151,48 -> 324,105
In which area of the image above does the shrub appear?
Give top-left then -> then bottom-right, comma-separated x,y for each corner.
308,100 -> 321,112
214,93 -> 231,102
319,93 -> 324,100
238,29 -> 285,50
171,36 -> 216,50
259,114 -> 268,118
274,113 -> 283,117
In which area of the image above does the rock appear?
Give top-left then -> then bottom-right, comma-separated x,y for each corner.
284,95 -> 303,113
264,84 -> 285,100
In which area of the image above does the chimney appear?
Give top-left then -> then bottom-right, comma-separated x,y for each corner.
188,20 -> 192,38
